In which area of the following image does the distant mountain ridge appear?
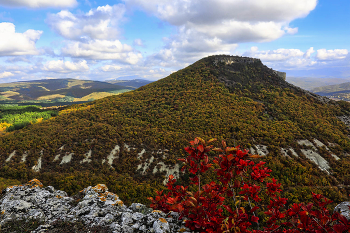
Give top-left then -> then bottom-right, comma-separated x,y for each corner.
0,55 -> 349,207
311,82 -> 350,101
106,79 -> 153,89
286,77 -> 350,90
0,78 -> 149,104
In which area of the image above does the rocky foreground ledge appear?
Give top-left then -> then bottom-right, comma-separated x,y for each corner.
0,179 -> 190,233
1,179 -> 349,232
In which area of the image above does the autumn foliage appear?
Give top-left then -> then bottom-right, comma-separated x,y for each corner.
148,137 -> 350,232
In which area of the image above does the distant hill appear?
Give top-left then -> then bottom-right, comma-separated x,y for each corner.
287,77 -> 350,90
106,79 -> 153,89
0,79 -> 133,104
312,82 -> 350,101
1,55 -> 350,207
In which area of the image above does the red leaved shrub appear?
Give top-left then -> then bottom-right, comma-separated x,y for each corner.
148,137 -> 350,232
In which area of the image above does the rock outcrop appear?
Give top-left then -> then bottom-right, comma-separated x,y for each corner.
213,55 -> 260,66
334,201 -> 350,220
0,179 -> 190,233
273,71 -> 286,81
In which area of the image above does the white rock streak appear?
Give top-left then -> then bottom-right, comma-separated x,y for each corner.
5,150 -> 16,162
80,150 -> 92,164
106,145 -> 120,166
60,153 -> 73,165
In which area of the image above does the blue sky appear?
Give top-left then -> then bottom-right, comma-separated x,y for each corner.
0,0 -> 349,88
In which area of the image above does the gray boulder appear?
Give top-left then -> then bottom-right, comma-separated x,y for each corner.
334,201 -> 350,220
0,179 -> 191,233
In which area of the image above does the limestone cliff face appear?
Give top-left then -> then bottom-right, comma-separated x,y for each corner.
212,55 -> 286,81
209,55 -> 331,105
213,55 -> 260,65
274,71 -> 286,81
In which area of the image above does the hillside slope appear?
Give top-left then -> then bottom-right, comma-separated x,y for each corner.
1,55 -> 350,205
0,79 -> 132,103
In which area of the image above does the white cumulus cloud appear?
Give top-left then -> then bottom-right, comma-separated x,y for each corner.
0,22 -> 42,56
316,49 -> 348,60
61,40 -> 142,64
246,47 -> 305,61
46,4 -> 125,40
192,20 -> 294,43
101,65 -> 123,72
0,71 -> 14,79
125,0 -> 316,24
124,0 -> 315,43
244,46 -> 319,70
0,0 -> 77,8
304,47 -> 315,58
147,29 -> 238,67
42,60 -> 89,73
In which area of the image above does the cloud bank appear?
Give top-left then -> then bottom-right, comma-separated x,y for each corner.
61,40 -> 142,64
124,0 -> 317,66
316,49 -> 348,60
46,5 -> 142,65
0,0 -> 77,8
46,4 -> 125,40
42,60 -> 89,73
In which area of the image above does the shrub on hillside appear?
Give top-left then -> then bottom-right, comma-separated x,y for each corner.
6,121 -> 31,132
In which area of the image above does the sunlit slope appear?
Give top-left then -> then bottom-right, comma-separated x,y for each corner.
1,55 -> 350,205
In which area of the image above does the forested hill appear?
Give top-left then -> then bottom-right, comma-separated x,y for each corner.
1,55 -> 350,206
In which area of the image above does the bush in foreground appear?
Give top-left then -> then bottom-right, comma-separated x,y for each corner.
149,137 -> 350,232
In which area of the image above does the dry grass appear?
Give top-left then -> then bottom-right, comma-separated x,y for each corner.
37,86 -> 51,91
73,92 -> 119,101
1,91 -> 20,98
37,94 -> 66,100
0,177 -> 21,193
66,79 -> 91,88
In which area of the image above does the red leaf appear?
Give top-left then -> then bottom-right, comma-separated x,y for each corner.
227,154 -> 234,161
251,216 -> 259,223
167,197 -> 177,204
197,144 -> 204,152
251,206 -> 259,212
204,155 -> 209,164
299,211 -> 309,224
224,205 -> 234,214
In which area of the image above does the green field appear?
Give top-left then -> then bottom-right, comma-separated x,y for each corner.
0,104 -> 58,132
